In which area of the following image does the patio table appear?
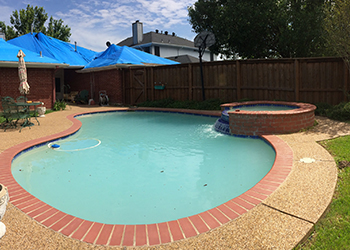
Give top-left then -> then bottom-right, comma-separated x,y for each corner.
8,101 -> 42,131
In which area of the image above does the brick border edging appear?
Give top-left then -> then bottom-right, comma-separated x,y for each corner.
0,108 -> 293,247
221,101 -> 316,136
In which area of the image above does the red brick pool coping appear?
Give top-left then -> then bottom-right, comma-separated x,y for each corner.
0,108 -> 293,247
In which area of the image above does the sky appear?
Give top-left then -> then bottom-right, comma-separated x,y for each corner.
0,0 -> 197,52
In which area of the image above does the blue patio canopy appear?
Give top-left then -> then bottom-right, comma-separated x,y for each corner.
8,33 -> 97,67
0,38 -> 65,66
82,44 -> 179,71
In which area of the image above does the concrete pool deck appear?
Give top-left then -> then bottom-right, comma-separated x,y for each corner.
0,105 -> 348,249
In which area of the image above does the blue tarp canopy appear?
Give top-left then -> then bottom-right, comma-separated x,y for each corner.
6,33 -> 179,70
0,38 -> 64,66
83,44 -> 179,70
8,33 -> 97,67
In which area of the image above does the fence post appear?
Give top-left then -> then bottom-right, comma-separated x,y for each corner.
236,60 -> 241,100
294,59 -> 300,101
188,64 -> 193,101
122,70 -> 125,104
129,68 -> 133,104
150,67 -> 154,101
143,67 -> 147,102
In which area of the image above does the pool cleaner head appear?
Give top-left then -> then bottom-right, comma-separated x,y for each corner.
51,144 -> 60,149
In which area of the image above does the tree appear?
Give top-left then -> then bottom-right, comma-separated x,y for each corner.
45,17 -> 71,42
188,0 -> 330,59
0,5 -> 71,41
324,0 -> 350,62
277,0 -> 329,58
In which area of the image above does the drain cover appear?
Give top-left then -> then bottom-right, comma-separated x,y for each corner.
300,157 -> 316,163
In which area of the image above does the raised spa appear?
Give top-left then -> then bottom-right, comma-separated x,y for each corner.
214,101 -> 316,136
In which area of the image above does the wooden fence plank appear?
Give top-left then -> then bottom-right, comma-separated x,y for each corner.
123,57 -> 348,106
236,61 -> 241,100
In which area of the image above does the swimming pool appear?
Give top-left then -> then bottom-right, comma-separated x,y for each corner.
12,111 -> 275,225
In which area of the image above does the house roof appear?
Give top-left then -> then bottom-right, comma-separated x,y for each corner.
8,33 -> 97,67
117,31 -> 195,48
0,38 -> 66,68
166,55 -> 200,64
81,44 -> 179,72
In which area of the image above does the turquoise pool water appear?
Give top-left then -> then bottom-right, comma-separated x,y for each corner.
12,111 -> 275,224
228,104 -> 297,111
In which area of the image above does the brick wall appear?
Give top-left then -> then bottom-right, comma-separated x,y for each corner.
93,69 -> 123,104
65,69 -> 123,104
223,101 -> 316,136
64,69 -> 90,94
0,67 -> 55,109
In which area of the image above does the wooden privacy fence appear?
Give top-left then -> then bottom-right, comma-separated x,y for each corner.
123,57 -> 349,105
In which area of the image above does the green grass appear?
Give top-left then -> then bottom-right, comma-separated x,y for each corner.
296,136 -> 350,249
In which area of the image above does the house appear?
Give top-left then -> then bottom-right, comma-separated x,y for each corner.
117,21 -> 215,63
0,38 -> 67,109
7,32 -> 98,101
2,32 -> 179,106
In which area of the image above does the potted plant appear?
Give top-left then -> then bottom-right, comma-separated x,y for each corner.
0,183 -> 9,238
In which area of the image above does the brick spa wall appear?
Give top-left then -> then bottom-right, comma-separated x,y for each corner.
0,67 -> 55,110
221,101 -> 316,136
65,69 -> 123,104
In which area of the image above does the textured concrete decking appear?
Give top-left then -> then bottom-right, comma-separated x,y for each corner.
0,106 -> 348,250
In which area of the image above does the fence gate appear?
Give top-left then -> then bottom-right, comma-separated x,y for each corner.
129,68 -> 147,104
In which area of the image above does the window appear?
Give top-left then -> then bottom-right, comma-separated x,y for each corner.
55,78 -> 61,92
155,46 -> 160,56
143,47 -> 150,53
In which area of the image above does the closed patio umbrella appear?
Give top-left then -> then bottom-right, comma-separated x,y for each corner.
17,50 -> 30,95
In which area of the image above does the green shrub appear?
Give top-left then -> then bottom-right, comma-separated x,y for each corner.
53,100 -> 67,111
328,102 -> 350,121
315,102 -> 333,116
137,98 -> 223,110
316,102 -> 350,122
0,115 -> 5,124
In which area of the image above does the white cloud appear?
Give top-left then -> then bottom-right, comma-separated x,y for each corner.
16,0 -> 197,51
0,5 -> 13,24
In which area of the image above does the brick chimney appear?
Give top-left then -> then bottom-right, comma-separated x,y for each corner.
132,20 -> 143,45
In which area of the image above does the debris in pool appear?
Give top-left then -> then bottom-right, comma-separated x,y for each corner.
160,170 -> 164,173
51,144 -> 60,149
204,184 -> 207,186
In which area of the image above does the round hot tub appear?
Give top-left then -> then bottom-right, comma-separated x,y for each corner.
216,101 -> 316,136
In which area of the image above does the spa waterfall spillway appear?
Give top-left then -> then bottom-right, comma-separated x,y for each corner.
214,110 -> 231,135
214,101 -> 317,136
